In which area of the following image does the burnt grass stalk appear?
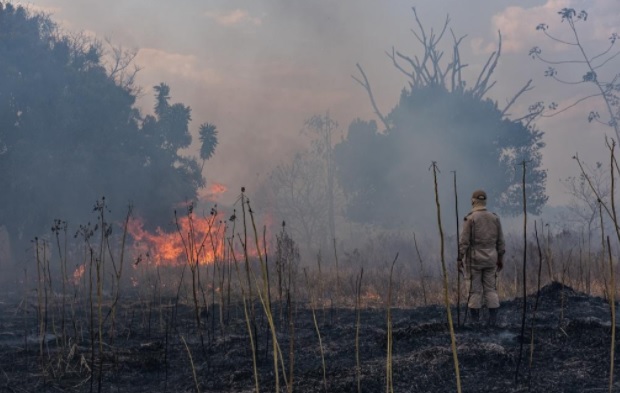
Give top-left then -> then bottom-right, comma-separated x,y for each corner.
355,267 -> 364,393
304,266 -> 327,392
247,197 -> 289,392
9,183 -> 620,392
228,235 -> 259,393
528,221 -> 544,379
431,161 -> 461,393
174,204 -> 209,353
385,253 -> 398,393
575,138 -> 620,392
515,161 -> 528,383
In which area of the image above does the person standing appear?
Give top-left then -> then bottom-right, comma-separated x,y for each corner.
457,189 -> 505,327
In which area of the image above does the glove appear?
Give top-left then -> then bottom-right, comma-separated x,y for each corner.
496,255 -> 504,272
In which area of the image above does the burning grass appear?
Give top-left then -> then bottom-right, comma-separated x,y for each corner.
0,192 -> 618,392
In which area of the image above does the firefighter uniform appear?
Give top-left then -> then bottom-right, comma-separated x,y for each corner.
458,190 -> 505,323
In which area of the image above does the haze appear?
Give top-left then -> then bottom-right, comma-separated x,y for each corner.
20,0 -> 616,205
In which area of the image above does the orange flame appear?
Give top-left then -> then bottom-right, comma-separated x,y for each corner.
72,264 -> 85,285
128,214 -> 226,266
199,182 -> 228,202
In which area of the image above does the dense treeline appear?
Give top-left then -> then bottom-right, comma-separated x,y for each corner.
0,3 -> 218,260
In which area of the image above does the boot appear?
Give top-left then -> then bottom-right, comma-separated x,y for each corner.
488,308 -> 498,327
469,308 -> 480,324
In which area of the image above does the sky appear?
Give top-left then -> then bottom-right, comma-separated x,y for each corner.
20,0 -> 620,209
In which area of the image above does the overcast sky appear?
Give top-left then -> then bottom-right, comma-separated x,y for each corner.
23,0 -> 620,208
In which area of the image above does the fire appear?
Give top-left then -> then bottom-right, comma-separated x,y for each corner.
128,214 -> 226,266
199,182 -> 228,202
72,264 -> 85,285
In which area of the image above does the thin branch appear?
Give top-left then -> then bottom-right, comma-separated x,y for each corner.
386,47 -> 414,80
435,14 -> 451,44
513,110 -> 543,124
551,75 -> 586,85
480,80 -> 497,98
533,53 -> 587,65
352,63 -> 391,132
594,50 -> 620,70
541,93 -> 602,118
502,79 -> 534,118
473,31 -> 501,99
411,7 -> 428,46
449,29 -> 468,92
591,41 -> 617,63
568,14 -> 620,142
574,152 -> 617,228
543,30 -> 578,46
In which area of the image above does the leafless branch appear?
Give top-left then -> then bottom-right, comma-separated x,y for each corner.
502,79 -> 534,118
105,38 -> 141,92
532,54 -> 588,65
386,47 -> 414,81
551,76 -> 586,85
591,41 -> 617,63
513,110 -> 542,125
594,50 -> 620,70
410,7 -> 427,46
449,29 -> 468,92
352,63 -> 391,132
480,80 -> 497,98
541,93 -> 602,118
472,31 -> 501,99
543,30 -> 578,46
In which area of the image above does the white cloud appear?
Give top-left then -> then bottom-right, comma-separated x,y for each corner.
473,0 -> 619,56
470,36 -> 497,55
204,9 -> 262,27
485,0 -> 570,54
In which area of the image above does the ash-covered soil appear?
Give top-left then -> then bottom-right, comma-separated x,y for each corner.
0,282 -> 618,392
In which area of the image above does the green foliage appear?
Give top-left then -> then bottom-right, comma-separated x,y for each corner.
0,3 -> 217,252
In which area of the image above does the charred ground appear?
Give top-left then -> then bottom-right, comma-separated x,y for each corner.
0,282 -> 617,392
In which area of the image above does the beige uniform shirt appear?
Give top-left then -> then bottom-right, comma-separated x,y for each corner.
458,207 -> 505,269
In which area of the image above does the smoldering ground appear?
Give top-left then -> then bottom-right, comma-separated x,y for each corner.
0,280 -> 617,392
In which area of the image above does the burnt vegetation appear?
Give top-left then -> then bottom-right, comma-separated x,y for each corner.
1,3 -> 620,393
1,213 -> 619,393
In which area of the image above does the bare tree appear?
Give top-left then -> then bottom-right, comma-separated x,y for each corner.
104,38 -> 141,94
530,8 -> 620,141
303,113 -> 340,250
262,152 -> 329,256
353,7 -> 536,129
561,161 -> 610,231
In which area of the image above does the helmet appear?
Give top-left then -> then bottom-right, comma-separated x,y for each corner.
472,189 -> 487,201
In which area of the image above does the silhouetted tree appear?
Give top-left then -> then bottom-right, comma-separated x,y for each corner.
0,3 -> 218,259
335,8 -> 547,228
198,123 -> 218,161
260,151 -> 330,256
303,113 -> 339,250
530,8 -> 620,141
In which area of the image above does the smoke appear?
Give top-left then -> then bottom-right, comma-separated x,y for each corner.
3,0 -> 620,278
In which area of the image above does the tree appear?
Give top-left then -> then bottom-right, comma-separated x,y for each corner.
303,113 -> 339,248
0,3 -> 218,259
530,8 -> 620,141
258,113 -> 344,257
334,8 -> 547,228
560,161 -> 609,232
259,151 -> 330,256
